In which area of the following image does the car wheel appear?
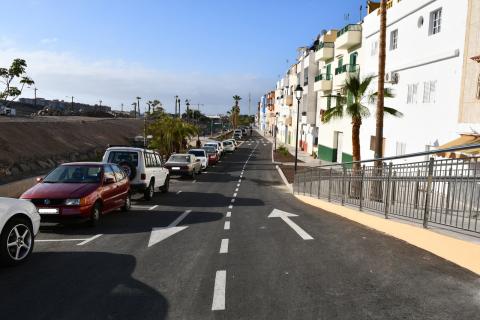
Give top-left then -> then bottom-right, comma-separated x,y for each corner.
0,217 -> 34,266
161,176 -> 170,193
88,202 -> 102,227
121,193 -> 131,212
144,181 -> 154,200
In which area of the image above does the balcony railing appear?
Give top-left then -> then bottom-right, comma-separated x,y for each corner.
334,64 -> 359,75
336,24 -> 362,38
314,74 -> 333,82
315,42 -> 334,51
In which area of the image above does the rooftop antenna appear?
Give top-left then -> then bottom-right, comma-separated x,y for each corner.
344,13 -> 350,22
359,5 -> 363,22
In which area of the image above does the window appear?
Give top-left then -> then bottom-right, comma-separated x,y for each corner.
112,164 -> 126,181
477,74 -> 480,100
429,8 -> 442,35
371,40 -> 378,56
107,151 -> 139,166
423,80 -> 437,103
395,142 -> 406,156
104,165 -> 116,182
390,29 -> 398,50
304,67 -> 308,85
407,83 -> 419,104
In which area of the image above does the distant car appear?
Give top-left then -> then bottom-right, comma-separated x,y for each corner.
188,149 -> 208,170
164,154 -> 202,179
233,132 -> 242,140
222,140 -> 235,152
20,163 -> 130,226
203,146 -> 219,165
226,138 -> 237,147
0,197 -> 40,266
204,142 -> 222,158
102,146 -> 170,200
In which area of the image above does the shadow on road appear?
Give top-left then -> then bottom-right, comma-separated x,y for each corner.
0,251 -> 169,320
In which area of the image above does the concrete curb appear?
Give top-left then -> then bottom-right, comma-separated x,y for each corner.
276,165 -> 293,193
295,194 -> 480,275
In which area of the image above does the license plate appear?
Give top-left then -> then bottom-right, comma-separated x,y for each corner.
172,167 -> 180,170
38,208 -> 59,214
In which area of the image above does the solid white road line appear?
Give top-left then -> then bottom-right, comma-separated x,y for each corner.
176,190 -> 182,195
170,209 -> 192,227
148,205 -> 159,211
77,234 -> 103,246
212,270 -> 226,311
224,221 -> 230,230
226,211 -> 231,217
37,238 -> 89,243
219,239 -> 229,254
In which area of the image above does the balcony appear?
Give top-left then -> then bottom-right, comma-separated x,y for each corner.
334,64 -> 359,87
335,24 -> 362,50
285,95 -> 293,106
314,74 -> 333,92
314,42 -> 335,61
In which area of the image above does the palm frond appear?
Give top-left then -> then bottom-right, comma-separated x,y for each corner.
384,106 -> 403,117
321,106 -> 344,123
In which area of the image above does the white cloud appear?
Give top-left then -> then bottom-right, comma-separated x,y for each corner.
0,47 -> 271,114
40,37 -> 58,45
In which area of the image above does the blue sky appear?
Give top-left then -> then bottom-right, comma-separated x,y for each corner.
0,0 -> 365,114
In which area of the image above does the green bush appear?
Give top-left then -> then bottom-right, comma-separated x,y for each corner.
277,145 -> 289,157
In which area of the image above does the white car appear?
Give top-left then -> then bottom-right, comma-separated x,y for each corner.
102,146 -> 170,200
0,197 -> 40,266
226,138 -> 237,147
188,149 -> 208,169
222,140 -> 235,152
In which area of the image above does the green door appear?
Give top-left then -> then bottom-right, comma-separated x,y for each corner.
326,64 -> 331,78
349,52 -> 358,71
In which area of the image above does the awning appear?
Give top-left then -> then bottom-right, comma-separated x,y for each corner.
436,134 -> 480,158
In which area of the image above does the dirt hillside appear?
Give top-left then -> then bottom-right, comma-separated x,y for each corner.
0,117 -> 143,183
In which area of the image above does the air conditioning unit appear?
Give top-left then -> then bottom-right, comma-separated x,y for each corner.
385,72 -> 399,84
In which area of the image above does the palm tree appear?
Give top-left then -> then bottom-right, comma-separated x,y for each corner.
231,95 -> 241,129
148,115 -> 198,157
321,74 -> 402,171
375,0 -> 388,163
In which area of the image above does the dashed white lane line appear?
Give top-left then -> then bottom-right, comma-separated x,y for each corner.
219,239 -> 229,254
238,179 -> 241,182
228,205 -> 233,209
224,221 -> 230,230
77,234 -> 103,246
230,198 -> 235,203
212,270 -> 227,311
176,190 -> 182,195
192,180 -> 197,184
226,211 -> 231,217
148,205 -> 159,211
235,188 -> 238,192
233,193 -> 237,197
237,183 -> 240,187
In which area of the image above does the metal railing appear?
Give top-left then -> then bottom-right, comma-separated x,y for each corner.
336,24 -> 362,37
293,143 -> 480,234
314,74 -> 333,82
315,42 -> 334,51
335,64 -> 359,75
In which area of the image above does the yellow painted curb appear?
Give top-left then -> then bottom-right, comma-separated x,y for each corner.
296,195 -> 480,276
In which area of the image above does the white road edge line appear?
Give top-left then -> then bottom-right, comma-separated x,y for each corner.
77,234 -> 103,246
148,205 -> 159,211
219,238 -> 229,254
212,270 -> 226,311
224,221 -> 230,230
37,238 -> 89,243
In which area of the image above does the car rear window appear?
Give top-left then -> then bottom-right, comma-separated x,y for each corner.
169,155 -> 190,163
107,151 -> 139,167
188,150 -> 205,157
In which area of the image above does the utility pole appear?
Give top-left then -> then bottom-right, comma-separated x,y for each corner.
33,87 -> 38,109
99,99 -> 102,107
121,103 -> 124,112
136,97 -> 141,118
132,102 -> 137,118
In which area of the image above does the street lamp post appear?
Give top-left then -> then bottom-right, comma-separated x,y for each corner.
65,96 -> 74,113
294,85 -> 303,172
132,102 -> 137,118
185,99 -> 190,122
33,87 -> 38,109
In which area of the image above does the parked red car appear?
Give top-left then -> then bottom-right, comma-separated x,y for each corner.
203,146 -> 219,165
20,162 -> 130,226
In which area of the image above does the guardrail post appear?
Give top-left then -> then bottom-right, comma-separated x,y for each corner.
384,162 -> 393,219
317,168 -> 322,198
303,169 -> 307,196
414,169 -> 420,209
423,158 -> 435,228
445,167 -> 452,215
309,168 -> 313,196
328,168 -> 332,202
359,165 -> 365,211
293,171 -> 297,194
341,166 -> 347,206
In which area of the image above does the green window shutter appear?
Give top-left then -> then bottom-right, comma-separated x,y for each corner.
338,57 -> 343,68
327,96 -> 331,108
326,64 -> 331,77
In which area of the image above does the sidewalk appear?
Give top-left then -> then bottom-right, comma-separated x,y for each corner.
256,129 -> 329,167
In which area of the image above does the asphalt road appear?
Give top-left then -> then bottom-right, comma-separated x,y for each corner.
1,132 -> 479,320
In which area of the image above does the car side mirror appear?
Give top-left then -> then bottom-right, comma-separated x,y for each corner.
36,177 -> 44,183
104,177 -> 115,185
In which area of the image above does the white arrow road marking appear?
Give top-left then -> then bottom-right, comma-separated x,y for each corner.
148,210 -> 191,247
212,270 -> 226,310
268,209 -> 314,240
77,234 -> 103,246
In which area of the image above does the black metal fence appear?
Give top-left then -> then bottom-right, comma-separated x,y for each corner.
294,145 -> 480,234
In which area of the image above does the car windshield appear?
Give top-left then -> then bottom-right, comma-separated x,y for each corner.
107,151 -> 139,166
223,141 -> 232,146
168,155 -> 190,163
188,150 -> 205,157
204,144 -> 217,149
43,165 -> 102,183
203,147 -> 216,154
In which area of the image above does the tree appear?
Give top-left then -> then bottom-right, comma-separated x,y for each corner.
0,59 -> 34,106
321,74 -> 402,171
375,0 -> 388,164
148,114 -> 198,157
230,95 -> 241,129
